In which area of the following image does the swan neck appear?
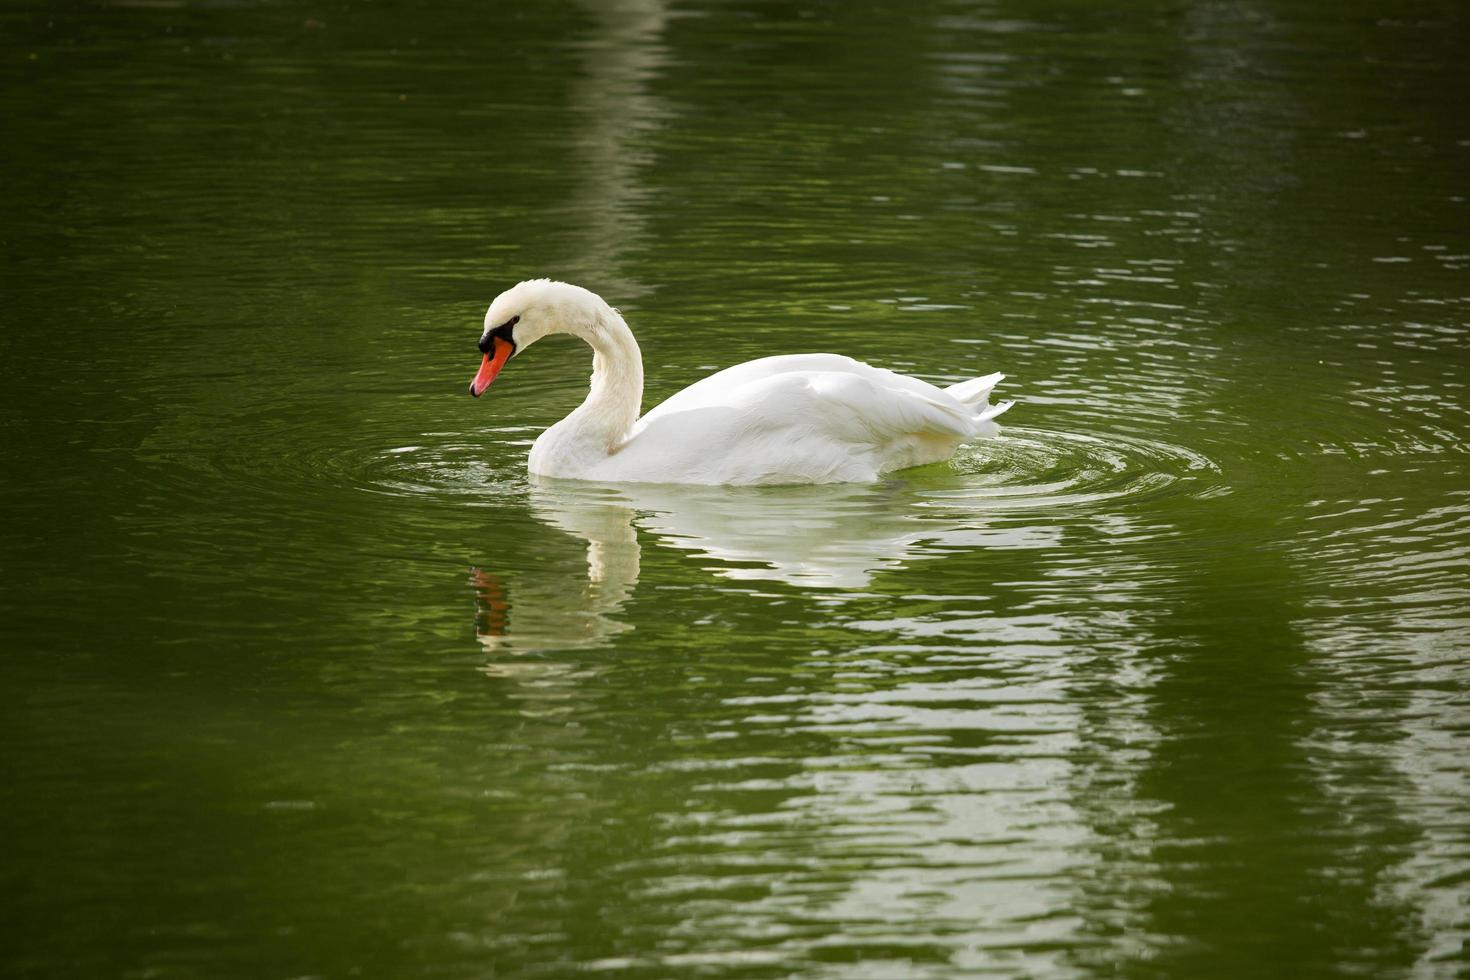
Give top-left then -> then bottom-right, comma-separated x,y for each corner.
577,305 -> 643,442
526,300 -> 645,478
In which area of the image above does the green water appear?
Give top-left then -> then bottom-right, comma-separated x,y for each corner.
3,1 -> 1468,977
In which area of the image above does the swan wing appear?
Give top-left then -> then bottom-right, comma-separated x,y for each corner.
614,362 -> 988,484
639,354 -> 892,420
792,370 -> 978,442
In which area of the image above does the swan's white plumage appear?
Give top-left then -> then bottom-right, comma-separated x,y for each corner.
472,280 -> 1011,485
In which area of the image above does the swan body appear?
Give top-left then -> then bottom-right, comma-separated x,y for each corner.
468,280 -> 1011,485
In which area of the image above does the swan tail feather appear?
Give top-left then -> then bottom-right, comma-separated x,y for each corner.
977,399 -> 1013,423
944,372 -> 1005,407
945,373 -> 1011,435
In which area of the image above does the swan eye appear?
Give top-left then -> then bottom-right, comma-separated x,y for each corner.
479,315 -> 520,354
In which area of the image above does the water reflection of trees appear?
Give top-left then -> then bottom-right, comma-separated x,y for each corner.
1068,523 -> 1423,975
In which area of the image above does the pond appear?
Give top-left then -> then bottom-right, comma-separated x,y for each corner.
2,1 -> 1467,977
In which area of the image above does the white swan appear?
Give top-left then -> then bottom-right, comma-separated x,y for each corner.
468,280 -> 1012,485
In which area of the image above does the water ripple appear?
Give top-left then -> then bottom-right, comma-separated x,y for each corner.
936,425 -> 1223,510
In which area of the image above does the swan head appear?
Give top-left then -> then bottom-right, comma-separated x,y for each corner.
469,279 -> 609,397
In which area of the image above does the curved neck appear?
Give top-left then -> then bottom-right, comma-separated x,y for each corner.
574,305 -> 643,443
581,306 -> 643,439
537,304 -> 644,465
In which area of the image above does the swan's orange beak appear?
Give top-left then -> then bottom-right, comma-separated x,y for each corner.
469,337 -> 514,397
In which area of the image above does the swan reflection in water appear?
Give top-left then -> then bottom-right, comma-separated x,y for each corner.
473,476 -> 1058,662
472,484 -> 641,675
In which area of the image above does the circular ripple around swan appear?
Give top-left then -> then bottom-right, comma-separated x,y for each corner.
936,425 -> 1224,511
174,413 -> 1220,517
270,427 -> 545,509
343,436 -> 530,503
143,420 -> 531,512
327,425 -> 1223,513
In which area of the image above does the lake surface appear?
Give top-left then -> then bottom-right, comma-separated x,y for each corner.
2,1 -> 1468,977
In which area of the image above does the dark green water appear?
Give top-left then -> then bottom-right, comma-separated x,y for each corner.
3,1 -> 1468,977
